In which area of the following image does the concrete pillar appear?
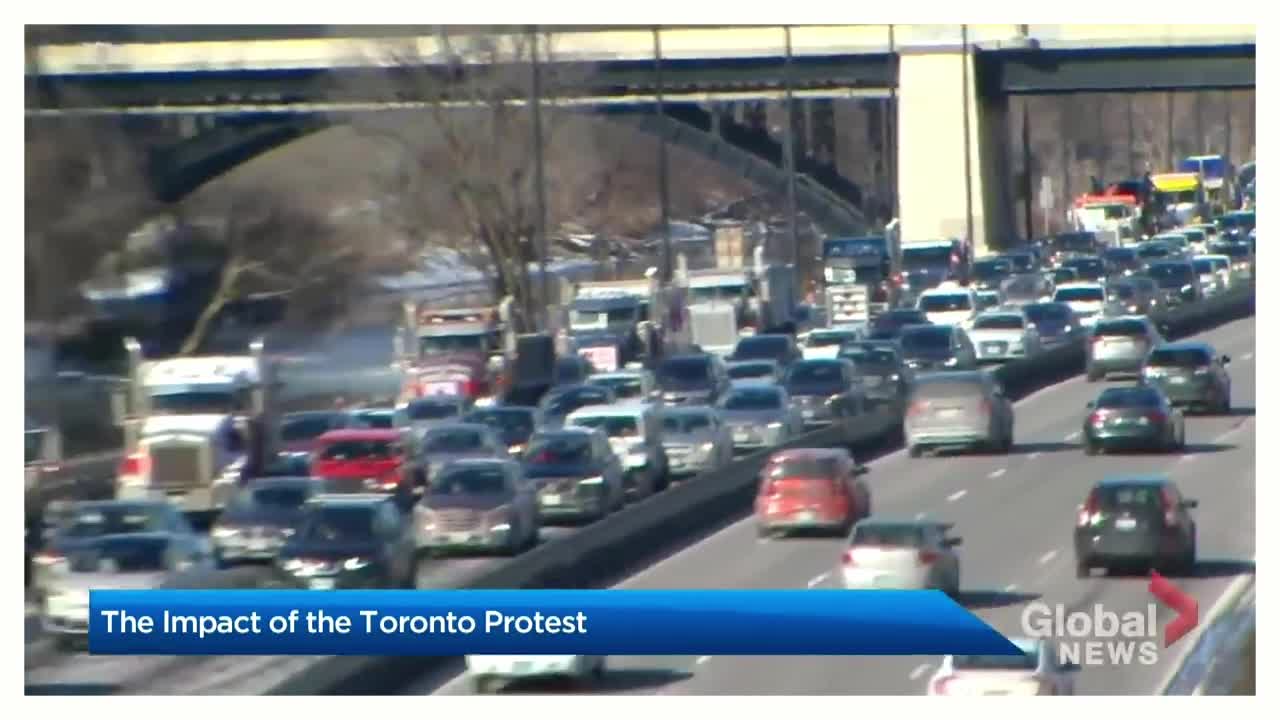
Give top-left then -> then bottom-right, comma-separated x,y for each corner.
810,99 -> 836,166
896,46 -> 1014,256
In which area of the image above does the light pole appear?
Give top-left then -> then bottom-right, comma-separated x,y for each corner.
960,24 -> 974,249
653,27 -> 672,283
888,24 -> 898,221
782,25 -> 798,267
529,26 -> 550,330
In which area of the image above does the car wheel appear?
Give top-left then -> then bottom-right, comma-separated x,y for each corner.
471,675 -> 492,695
1075,558 -> 1091,578
1182,541 -> 1197,575
1219,389 -> 1231,415
1086,367 -> 1102,383
1084,440 -> 1100,456
592,657 -> 607,680
908,444 -> 924,459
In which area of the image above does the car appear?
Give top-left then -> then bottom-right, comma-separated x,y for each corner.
1215,209 -> 1255,241
585,368 -> 659,402
1208,240 -> 1255,281
655,353 -> 730,406
782,358 -> 867,430
462,405 -> 542,457
345,407 -> 397,430
395,395 -> 473,432
1045,231 -> 1100,266
868,309 -> 931,341
1151,232 -> 1192,257
968,309 -> 1043,363
1192,255 -> 1232,296
537,383 -> 618,429
916,284 -> 979,328
905,371 -> 1014,456
898,324 -> 977,372
970,257 -> 1015,291
1140,341 -> 1232,413
658,406 -> 735,478
519,428 -> 625,522
717,382 -> 805,453
838,517 -> 961,593
1085,316 -> 1165,381
729,333 -> 803,368
837,340 -> 913,410
1103,277 -> 1164,317
465,655 -> 606,694
1052,282 -> 1107,328
1178,226 -> 1209,254
412,458 -> 539,560
1101,246 -> 1143,277
564,402 -> 669,499
278,410 -> 352,456
410,423 -> 509,490
799,327 -> 864,360
1061,256 -> 1108,284
999,273 -> 1054,308
997,250 -> 1039,275
1073,475 -> 1197,577
974,289 -> 1002,313
211,477 -> 327,566
1022,301 -> 1083,349
726,358 -> 784,385
755,448 -> 871,538
277,493 -> 414,589
310,429 -> 410,495
928,638 -> 1078,695
553,355 -> 595,386
1048,266 -> 1080,286
1083,385 -> 1185,455
35,500 -> 214,647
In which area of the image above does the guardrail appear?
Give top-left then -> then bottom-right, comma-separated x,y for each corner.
263,280 -> 1255,695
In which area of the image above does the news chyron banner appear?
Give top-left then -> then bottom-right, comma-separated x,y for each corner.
88,590 -> 1020,656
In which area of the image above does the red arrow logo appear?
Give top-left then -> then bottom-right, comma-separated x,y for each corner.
1149,571 -> 1199,647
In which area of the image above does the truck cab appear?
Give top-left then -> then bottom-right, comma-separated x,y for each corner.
398,306 -> 505,404
568,292 -> 644,372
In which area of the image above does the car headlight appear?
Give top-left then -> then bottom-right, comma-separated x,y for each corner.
415,506 -> 437,530
889,373 -> 900,381
282,559 -> 305,572
625,452 -> 649,468
1194,367 -> 1210,375
578,475 -> 604,485
944,357 -> 959,367
766,422 -> 783,430
699,441 -> 715,453
343,557 -> 370,571
211,526 -> 240,539
487,506 -> 512,528
280,528 -> 296,537
508,444 -> 525,455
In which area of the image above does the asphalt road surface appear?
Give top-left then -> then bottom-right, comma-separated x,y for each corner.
424,315 -> 1256,696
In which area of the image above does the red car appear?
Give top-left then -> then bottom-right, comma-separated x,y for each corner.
310,429 -> 408,494
754,448 -> 871,538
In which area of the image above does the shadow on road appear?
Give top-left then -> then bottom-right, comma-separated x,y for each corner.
957,590 -> 1042,610
25,683 -> 120,695
1009,441 -> 1079,455
1188,558 -> 1256,579
1181,443 -> 1237,455
492,668 -> 695,695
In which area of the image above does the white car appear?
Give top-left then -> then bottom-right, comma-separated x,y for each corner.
838,518 -> 961,594
1192,254 -> 1232,296
800,327 -> 863,360
967,309 -> 1042,363
916,284 -> 979,328
927,637 -> 1078,695
466,654 -> 606,693
1051,282 -> 1106,328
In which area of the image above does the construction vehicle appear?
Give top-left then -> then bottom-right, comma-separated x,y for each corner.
110,337 -> 281,513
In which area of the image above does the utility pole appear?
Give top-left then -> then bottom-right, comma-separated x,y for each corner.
1194,91 -> 1205,154
782,25 -> 798,267
653,27 -> 672,283
529,26 -> 550,330
1021,102 -> 1032,239
888,24 -> 898,221
960,24 -> 974,250
1126,94 -> 1136,178
1165,92 -> 1175,168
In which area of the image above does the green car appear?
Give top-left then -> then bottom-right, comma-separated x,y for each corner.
1083,386 -> 1185,455
1139,341 -> 1232,414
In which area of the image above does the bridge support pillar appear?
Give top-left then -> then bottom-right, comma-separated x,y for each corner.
896,47 -> 1015,256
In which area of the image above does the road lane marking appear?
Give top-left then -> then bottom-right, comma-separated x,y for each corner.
988,468 -> 1006,478
807,572 -> 828,588
915,512 -> 927,520
947,489 -> 967,502
1029,452 -> 1042,460
696,656 -> 712,665
1180,455 -> 1197,462
1242,352 -> 1253,360
1003,583 -> 1018,592
909,663 -> 932,681
1038,550 -> 1058,565
1065,431 -> 1080,441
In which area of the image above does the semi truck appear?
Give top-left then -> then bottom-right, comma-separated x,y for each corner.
820,220 -> 902,320
568,272 -> 691,371
394,300 -> 520,405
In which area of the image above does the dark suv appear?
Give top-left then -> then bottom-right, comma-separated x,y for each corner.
1073,475 -> 1197,577
1140,341 -> 1232,414
656,353 -> 729,406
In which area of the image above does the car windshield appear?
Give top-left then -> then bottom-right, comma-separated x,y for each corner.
570,307 -> 638,327
422,429 -> 485,453
1146,264 -> 1194,287
902,246 -> 954,268
1001,276 -> 1042,298
301,507 -> 375,542
728,362 -> 776,380
348,411 -> 394,429
319,439 -> 399,460
768,457 -> 840,480
66,537 -> 172,574
1052,234 -> 1096,252
233,484 -> 310,511
1218,213 -> 1255,230
544,388 -> 612,416
1096,387 -> 1162,409
1182,230 -> 1206,243
554,359 -> 589,384
281,414 -> 339,444
839,346 -> 897,366
1211,243 -> 1250,259
786,362 -> 845,388
1054,287 -> 1104,303
734,336 -> 789,360
900,327 -> 951,351
464,409 -> 535,438
149,391 -> 237,416
402,400 -> 461,421
875,311 -> 928,331
1065,259 -> 1105,276
661,412 -> 714,433
1025,304 -> 1071,325
852,523 -> 925,547
1192,259 -> 1216,273
524,434 -> 592,464
1104,249 -> 1138,263
1137,243 -> 1172,259
1094,320 -> 1148,337
972,315 -> 1024,331
689,283 -> 748,304
1147,348 -> 1212,367
952,650 -> 1039,672
589,375 -> 645,399
1052,269 -> 1079,283
430,466 -> 509,495
1092,485 -> 1166,512
807,332 -> 858,348
723,388 -> 783,411
658,357 -> 711,384
1000,255 -> 1034,272
420,333 -> 488,355
1107,284 -> 1137,301
919,294 -> 972,312
972,260 -> 1013,280
570,414 -> 641,438
61,505 -> 167,538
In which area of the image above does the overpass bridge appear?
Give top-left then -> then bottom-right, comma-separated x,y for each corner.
27,24 -> 1255,253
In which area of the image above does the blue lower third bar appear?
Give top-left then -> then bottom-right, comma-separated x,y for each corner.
87,589 -> 1021,656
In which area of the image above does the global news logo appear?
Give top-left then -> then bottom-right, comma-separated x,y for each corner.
1019,572 -> 1199,667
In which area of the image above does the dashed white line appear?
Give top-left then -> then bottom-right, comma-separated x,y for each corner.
915,512 -> 927,520
909,663 -> 932,681
807,572 -> 829,588
1242,352 -> 1254,361
1180,455 -> 1197,463
1003,583 -> 1019,592
1029,452 -> 1042,460
696,655 -> 712,665
947,489 -> 967,502
1065,431 -> 1081,441
988,468 -> 1007,479
1037,550 -> 1058,566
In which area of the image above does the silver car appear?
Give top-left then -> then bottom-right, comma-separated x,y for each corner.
659,406 -> 734,478
838,518 -> 962,594
413,458 -> 539,557
967,309 -> 1043,363
1085,316 -> 1165,381
905,372 -> 1014,456
717,383 -> 805,454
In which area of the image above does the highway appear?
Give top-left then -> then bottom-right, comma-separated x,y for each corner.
422,314 -> 1256,696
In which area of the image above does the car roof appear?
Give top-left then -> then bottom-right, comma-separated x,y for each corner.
566,401 -> 651,418
1055,281 -> 1103,289
316,428 -> 403,441
422,422 -> 494,434
1096,474 -> 1172,489
439,457 -> 514,469
661,405 -> 718,416
349,407 -> 395,415
65,499 -> 171,512
404,394 -> 467,404
916,370 -> 986,384
1153,340 -> 1214,352
308,493 -> 393,506
728,358 -> 778,366
247,476 -> 322,488
533,425 -> 597,437
768,447 -> 848,462
975,310 -> 1024,320
921,286 -> 974,295
591,370 -> 646,380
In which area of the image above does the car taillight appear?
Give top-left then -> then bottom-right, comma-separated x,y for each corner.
907,400 -> 928,417
976,399 -> 990,416
1078,493 -> 1101,526
462,378 -> 482,398
1146,411 -> 1166,425
1090,410 -> 1108,427
33,551 -> 66,567
118,453 -> 149,477
1161,490 -> 1179,527
918,549 -> 939,565
892,273 -> 904,286
930,676 -> 955,695
842,549 -> 857,566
